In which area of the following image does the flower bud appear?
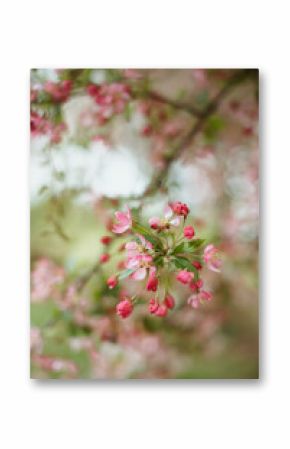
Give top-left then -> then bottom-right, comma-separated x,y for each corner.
100,235 -> 112,245
164,294 -> 175,309
183,225 -> 195,239
107,276 -> 118,289
171,201 -> 190,218
100,253 -> 110,263
154,305 -> 168,317
176,270 -> 194,284
116,299 -> 133,318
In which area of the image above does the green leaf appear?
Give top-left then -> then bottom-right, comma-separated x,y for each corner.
173,239 -> 205,254
187,239 -> 205,250
172,256 -> 198,277
118,269 -> 134,280
132,223 -> 162,248
153,256 -> 164,267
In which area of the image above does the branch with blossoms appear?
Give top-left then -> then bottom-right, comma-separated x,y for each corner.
31,68 -> 256,295
103,202 -> 222,318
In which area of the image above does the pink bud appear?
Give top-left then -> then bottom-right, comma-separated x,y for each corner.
100,253 -> 110,263
116,299 -> 133,318
171,201 -> 190,218
183,225 -> 195,239
192,261 -> 202,270
164,295 -> 175,309
176,270 -> 194,284
107,276 -> 118,289
154,305 -> 168,317
148,298 -> 159,314
146,271 -> 158,292
87,84 -> 100,97
100,235 -> 112,245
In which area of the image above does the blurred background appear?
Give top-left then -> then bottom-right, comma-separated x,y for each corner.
30,68 -> 259,379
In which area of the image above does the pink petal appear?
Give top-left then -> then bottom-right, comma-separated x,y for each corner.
112,223 -> 129,234
115,211 -> 129,225
164,205 -> 173,219
125,256 -> 141,269
142,254 -> 153,264
131,267 -> 147,280
204,244 -> 214,255
170,216 -> 181,227
208,262 -> 221,273
149,217 -> 161,227
125,242 -> 138,251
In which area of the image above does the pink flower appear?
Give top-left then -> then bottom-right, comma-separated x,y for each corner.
146,267 -> 158,292
171,201 -> 190,218
116,299 -> 133,318
127,255 -> 153,280
44,80 -> 72,103
125,235 -> 154,281
87,82 -> 131,122
112,205 -> 132,234
188,290 -> 213,309
148,205 -> 180,230
176,270 -> 194,284
107,276 -> 118,289
100,253 -> 110,263
203,244 -> 222,272
184,225 -> 195,239
164,294 -> 175,309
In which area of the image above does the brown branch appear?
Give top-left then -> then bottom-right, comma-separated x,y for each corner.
144,91 -> 203,117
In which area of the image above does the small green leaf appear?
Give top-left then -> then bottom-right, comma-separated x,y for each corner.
172,256 -> 198,277
187,239 -> 205,250
173,239 -> 205,254
132,223 -> 162,248
118,269 -> 134,280
154,256 -> 164,267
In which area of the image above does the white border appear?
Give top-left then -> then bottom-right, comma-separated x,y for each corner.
0,1 -> 289,447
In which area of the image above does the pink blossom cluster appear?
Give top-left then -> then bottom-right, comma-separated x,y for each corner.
102,202 -> 222,318
87,82 -> 131,124
30,111 -> 66,144
43,80 -> 72,103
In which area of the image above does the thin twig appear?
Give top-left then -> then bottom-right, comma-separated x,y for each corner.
75,262 -> 101,292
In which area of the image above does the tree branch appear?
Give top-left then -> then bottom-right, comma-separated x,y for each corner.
144,90 -> 203,117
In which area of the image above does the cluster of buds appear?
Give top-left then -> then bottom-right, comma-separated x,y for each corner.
101,202 -> 222,319
87,82 -> 131,124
